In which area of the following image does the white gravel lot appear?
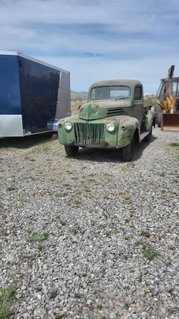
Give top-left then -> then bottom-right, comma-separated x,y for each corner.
0,128 -> 179,319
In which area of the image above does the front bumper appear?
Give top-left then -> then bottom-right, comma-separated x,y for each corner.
58,119 -> 133,149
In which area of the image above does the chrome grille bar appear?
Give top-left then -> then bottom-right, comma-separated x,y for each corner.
74,123 -> 105,145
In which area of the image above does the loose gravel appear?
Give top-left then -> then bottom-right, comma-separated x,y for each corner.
0,128 -> 179,319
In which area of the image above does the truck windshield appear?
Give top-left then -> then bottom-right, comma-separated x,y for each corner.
90,86 -> 130,101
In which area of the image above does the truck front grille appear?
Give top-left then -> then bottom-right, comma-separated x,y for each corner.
74,123 -> 105,145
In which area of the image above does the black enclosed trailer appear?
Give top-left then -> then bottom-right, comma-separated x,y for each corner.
0,51 -> 70,137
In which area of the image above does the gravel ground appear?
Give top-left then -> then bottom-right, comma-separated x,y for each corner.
0,128 -> 179,319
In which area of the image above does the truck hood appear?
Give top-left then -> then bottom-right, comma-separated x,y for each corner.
79,99 -> 131,120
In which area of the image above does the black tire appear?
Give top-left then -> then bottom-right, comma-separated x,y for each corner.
157,113 -> 162,127
65,145 -> 79,157
154,105 -> 162,127
145,127 -> 152,142
122,137 -> 136,162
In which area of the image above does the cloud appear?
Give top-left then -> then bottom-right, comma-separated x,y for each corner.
0,0 -> 179,92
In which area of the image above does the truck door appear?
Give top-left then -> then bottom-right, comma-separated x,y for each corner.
132,85 -> 144,126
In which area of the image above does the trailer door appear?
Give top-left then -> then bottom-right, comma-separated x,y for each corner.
0,55 -> 23,137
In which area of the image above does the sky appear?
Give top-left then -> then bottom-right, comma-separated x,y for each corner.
0,0 -> 179,94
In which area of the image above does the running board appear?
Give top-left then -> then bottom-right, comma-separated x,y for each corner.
140,131 -> 150,142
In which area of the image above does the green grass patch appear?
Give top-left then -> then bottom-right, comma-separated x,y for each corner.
29,158 -> 36,162
143,246 -> 157,260
0,286 -> 16,319
55,192 -> 68,198
18,194 -> 28,204
0,287 -> 16,304
6,187 -> 16,192
63,183 -> 72,190
170,143 -> 179,148
159,172 -> 165,177
28,232 -> 49,243
0,306 -> 12,319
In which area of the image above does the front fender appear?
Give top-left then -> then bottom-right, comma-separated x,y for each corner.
117,116 -> 139,147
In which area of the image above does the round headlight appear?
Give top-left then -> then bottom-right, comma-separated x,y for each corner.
64,121 -> 73,131
106,122 -> 115,132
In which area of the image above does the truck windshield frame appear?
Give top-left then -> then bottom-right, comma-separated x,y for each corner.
90,86 -> 131,101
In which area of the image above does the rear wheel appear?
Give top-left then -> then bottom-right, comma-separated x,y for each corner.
64,145 -> 79,157
122,137 -> 136,162
157,113 -> 162,127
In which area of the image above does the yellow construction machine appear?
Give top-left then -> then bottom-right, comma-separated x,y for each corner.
156,65 -> 179,131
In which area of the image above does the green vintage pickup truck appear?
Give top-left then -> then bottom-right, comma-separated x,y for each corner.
58,80 -> 155,161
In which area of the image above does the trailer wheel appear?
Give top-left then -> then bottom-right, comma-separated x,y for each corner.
122,137 -> 136,162
65,145 -> 79,157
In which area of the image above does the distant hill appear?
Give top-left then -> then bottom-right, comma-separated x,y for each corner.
71,90 -> 88,100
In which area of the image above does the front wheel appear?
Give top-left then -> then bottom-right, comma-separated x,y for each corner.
64,145 -> 79,157
122,138 -> 136,162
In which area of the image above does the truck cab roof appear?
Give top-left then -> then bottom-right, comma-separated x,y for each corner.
89,79 -> 142,89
